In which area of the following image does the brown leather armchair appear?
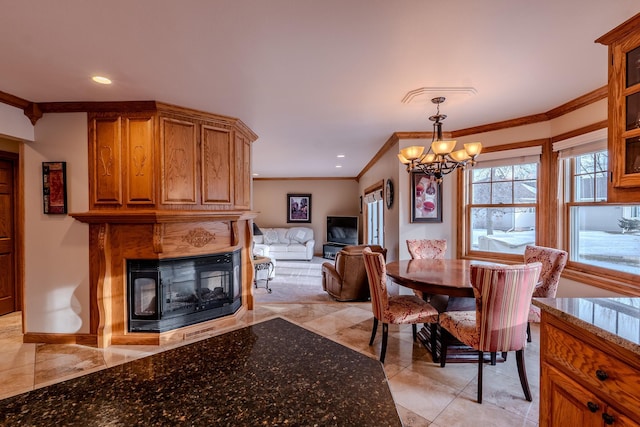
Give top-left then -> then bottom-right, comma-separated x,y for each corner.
322,245 -> 387,301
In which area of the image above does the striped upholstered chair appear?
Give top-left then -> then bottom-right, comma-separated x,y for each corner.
439,262 -> 542,403
362,247 -> 439,364
524,245 -> 568,342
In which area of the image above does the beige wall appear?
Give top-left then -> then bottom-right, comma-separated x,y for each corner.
252,179 -> 360,255
358,140 -> 402,262
24,113 -> 90,333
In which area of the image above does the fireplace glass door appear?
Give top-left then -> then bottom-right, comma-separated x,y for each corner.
127,249 -> 241,332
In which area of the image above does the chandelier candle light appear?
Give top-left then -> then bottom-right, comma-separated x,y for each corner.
398,97 -> 482,182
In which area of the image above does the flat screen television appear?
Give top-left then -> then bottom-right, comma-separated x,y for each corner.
326,216 -> 358,245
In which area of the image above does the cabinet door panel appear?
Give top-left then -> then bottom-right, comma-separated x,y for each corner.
234,133 -> 251,209
201,125 -> 232,204
126,117 -> 155,205
606,26 -> 640,197
91,117 -> 122,205
161,117 -> 197,204
542,365 -> 602,427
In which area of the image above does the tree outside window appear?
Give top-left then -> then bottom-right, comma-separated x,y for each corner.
469,163 -> 538,255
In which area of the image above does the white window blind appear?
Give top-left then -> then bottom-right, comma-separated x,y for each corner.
553,128 -> 607,158
474,146 -> 542,168
364,189 -> 383,204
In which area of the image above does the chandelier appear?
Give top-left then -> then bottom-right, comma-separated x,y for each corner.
398,97 -> 482,182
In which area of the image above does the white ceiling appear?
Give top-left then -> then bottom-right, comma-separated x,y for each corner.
0,1 -> 638,178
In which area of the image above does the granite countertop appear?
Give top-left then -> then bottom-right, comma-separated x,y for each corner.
533,297 -> 640,356
0,317 -> 401,426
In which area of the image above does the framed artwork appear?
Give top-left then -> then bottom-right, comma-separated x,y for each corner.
42,161 -> 68,214
287,193 -> 312,223
410,172 -> 442,223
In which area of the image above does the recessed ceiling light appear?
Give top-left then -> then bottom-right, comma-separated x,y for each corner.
337,154 -> 345,158
252,173 -> 259,176
335,165 -> 342,168
92,76 -> 112,85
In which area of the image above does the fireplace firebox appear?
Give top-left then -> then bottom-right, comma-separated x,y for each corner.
127,249 -> 242,333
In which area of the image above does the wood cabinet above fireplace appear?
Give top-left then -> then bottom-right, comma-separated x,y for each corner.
88,102 -> 257,211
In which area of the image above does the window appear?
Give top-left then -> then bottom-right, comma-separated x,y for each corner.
465,146 -> 541,256
554,128 -> 640,280
564,150 -> 640,276
572,151 -> 608,202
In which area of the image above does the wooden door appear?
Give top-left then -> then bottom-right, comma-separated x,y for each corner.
0,157 -> 16,315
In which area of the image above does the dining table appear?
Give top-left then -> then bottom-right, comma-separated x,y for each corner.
386,258 -> 504,364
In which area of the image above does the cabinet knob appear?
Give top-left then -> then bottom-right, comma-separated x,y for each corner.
587,401 -> 599,413
602,413 -> 615,425
595,369 -> 608,381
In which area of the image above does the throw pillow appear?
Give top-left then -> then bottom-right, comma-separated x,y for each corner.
263,229 -> 279,244
286,227 -> 313,243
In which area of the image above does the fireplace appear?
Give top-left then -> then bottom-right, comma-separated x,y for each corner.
127,249 -> 242,333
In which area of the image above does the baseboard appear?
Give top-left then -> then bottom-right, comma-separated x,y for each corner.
23,332 -> 97,346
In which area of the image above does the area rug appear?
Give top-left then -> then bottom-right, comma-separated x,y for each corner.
253,257 -> 335,304
0,318 -> 401,426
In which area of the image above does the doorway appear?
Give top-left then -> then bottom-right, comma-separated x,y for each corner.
364,182 -> 384,247
0,152 -> 19,316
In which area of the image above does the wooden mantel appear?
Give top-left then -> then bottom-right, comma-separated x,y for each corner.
72,209 -> 257,348
71,209 -> 254,225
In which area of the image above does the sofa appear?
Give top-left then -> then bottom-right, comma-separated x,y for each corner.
321,244 -> 387,301
253,227 -> 315,261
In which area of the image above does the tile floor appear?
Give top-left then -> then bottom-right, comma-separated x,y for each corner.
0,262 -> 541,427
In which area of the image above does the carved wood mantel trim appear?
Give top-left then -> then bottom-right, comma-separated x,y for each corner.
71,210 -> 258,347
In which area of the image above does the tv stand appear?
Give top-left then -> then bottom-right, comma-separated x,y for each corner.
323,243 -> 346,260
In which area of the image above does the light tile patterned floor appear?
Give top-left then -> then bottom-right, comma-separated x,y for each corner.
0,258 -> 541,426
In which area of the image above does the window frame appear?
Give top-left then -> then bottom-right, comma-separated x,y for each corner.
458,140 -> 546,263
457,129 -> 640,294
560,150 -> 640,287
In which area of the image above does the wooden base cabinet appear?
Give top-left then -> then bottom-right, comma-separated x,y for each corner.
539,313 -> 640,426
542,365 -> 638,426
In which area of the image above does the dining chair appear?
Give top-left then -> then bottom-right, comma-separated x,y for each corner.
523,245 -> 568,342
406,239 -> 447,260
362,247 -> 440,364
405,238 -> 447,359
439,262 -> 542,403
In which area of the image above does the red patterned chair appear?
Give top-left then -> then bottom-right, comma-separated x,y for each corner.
439,262 -> 542,403
406,239 -> 447,260
524,245 -> 568,342
405,239 -> 448,359
362,247 -> 439,364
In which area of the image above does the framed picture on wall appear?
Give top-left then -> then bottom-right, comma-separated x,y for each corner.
42,161 -> 68,214
287,193 -> 312,223
410,172 -> 442,223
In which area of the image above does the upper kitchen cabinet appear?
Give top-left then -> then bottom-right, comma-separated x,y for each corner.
597,13 -> 640,202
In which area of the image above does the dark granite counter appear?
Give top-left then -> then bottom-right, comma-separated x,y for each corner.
0,317 -> 401,426
533,297 -> 640,356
